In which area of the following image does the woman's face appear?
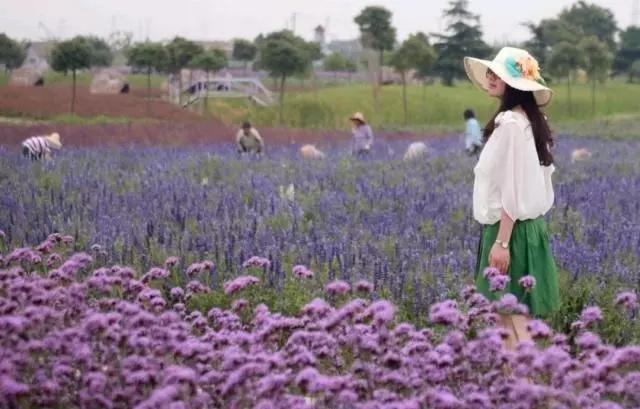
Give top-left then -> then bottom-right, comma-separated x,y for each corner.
486,69 -> 506,98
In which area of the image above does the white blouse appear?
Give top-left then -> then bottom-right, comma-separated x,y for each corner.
473,110 -> 555,225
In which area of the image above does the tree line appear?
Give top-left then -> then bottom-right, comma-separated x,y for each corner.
0,0 -> 638,120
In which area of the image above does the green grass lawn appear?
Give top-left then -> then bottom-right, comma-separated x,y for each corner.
127,73 -> 165,89
223,81 -> 640,131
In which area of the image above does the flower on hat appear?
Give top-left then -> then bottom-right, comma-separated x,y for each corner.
505,56 -> 546,86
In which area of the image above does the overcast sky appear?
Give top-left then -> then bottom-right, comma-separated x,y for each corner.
0,0 -> 633,45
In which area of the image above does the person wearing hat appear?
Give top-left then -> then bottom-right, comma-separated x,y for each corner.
21,132 -> 62,161
464,47 -> 559,349
349,112 -> 374,157
236,121 -> 264,156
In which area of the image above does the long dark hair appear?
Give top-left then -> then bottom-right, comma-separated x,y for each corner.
483,85 -> 554,166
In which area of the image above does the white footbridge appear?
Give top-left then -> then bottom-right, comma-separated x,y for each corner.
179,77 -> 275,107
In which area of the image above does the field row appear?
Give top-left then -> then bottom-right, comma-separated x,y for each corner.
2,136 -> 639,342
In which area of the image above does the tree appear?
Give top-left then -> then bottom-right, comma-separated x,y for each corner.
232,39 -> 257,70
559,1 -> 618,51
323,52 -> 349,72
521,19 -> 580,67
127,42 -> 168,113
614,26 -> 640,82
165,37 -> 204,104
579,36 -> 612,115
547,42 -> 584,116
344,59 -> 358,74
631,60 -> 640,83
80,36 -> 114,67
50,37 -> 92,114
433,0 -> 491,86
410,33 -> 438,114
189,49 -> 228,111
389,33 -> 437,125
0,33 -> 27,71
258,30 -> 313,124
354,6 -> 396,85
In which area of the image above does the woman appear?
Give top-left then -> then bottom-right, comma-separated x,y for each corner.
349,112 -> 374,157
464,47 -> 560,347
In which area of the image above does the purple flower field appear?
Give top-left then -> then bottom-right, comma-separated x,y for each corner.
1,136 -> 639,325
1,236 -> 640,409
1,134 -> 640,407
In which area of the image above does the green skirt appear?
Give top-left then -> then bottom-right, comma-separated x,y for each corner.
475,217 -> 560,317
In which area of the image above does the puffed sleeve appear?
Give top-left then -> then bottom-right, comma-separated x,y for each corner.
490,115 -> 540,222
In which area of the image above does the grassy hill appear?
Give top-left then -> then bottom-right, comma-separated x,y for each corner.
210,81 -> 640,131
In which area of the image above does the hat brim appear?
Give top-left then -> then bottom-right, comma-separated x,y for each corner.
464,57 -> 553,107
350,117 -> 365,123
46,133 -> 62,149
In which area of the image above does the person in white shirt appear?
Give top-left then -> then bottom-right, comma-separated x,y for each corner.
464,47 -> 560,349
463,109 -> 483,155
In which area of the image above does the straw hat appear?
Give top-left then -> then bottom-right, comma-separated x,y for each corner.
464,47 -> 553,107
350,112 -> 366,123
45,132 -> 62,149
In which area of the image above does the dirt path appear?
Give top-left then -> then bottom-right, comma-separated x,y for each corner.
0,85 -> 205,122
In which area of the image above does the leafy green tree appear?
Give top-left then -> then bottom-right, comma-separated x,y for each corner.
344,59 -> 357,74
579,36 -> 612,115
189,49 -> 228,110
548,41 -> 584,116
614,26 -> 640,82
323,52 -> 349,72
389,33 -> 437,125
521,19 -> 580,67
433,0 -> 491,86
165,37 -> 204,104
50,37 -> 92,114
80,36 -> 113,67
630,60 -> 640,83
354,6 -> 396,86
354,6 -> 396,114
232,39 -> 257,70
0,33 -> 27,71
522,2 -> 616,67
410,33 -> 438,115
559,1 -> 618,51
127,42 -> 168,113
259,30 -> 313,124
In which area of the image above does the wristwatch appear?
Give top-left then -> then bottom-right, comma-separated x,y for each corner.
495,239 -> 509,249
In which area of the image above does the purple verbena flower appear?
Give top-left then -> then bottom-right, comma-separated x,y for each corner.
615,291 -> 637,312
223,275 -> 259,295
518,275 -> 536,292
489,274 -> 510,292
325,280 -> 350,296
292,265 -> 314,279
580,306 -> 603,327
242,256 -> 271,269
355,280 -> 374,294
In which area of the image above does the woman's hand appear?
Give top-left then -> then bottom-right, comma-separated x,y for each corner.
489,243 -> 510,274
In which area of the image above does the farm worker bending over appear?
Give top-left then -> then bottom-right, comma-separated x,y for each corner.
21,132 -> 62,161
350,112 -> 374,157
236,121 -> 264,156
463,108 -> 483,155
